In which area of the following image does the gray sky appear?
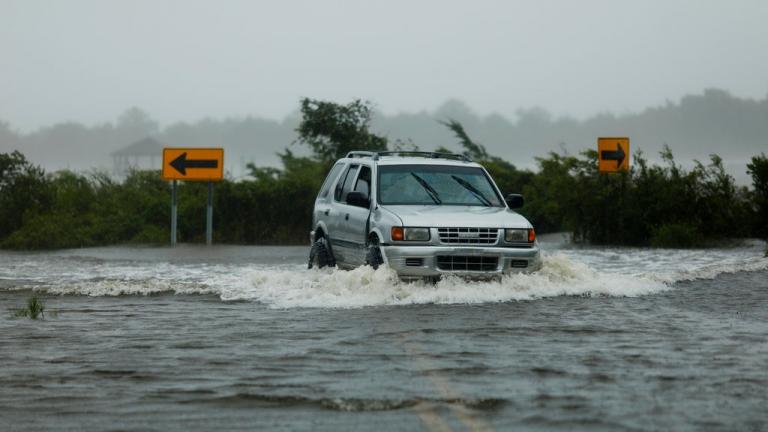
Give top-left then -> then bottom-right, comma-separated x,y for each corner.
2,0 -> 767,131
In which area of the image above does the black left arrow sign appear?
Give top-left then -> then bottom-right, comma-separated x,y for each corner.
600,143 -> 626,168
169,152 -> 218,175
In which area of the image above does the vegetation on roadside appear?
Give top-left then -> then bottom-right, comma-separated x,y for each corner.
1,98 -> 766,250
13,296 -> 45,319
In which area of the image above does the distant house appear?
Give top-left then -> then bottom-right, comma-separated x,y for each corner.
111,137 -> 162,175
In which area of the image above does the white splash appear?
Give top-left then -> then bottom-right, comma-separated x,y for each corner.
218,254 -> 672,308
2,243 -> 767,308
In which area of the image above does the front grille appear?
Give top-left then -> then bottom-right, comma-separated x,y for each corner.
438,227 -> 499,244
436,256 -> 499,272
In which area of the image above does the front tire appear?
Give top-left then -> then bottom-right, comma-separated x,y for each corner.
365,237 -> 384,269
308,237 -> 334,269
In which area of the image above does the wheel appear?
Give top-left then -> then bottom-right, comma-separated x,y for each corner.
308,237 -> 334,269
365,237 -> 384,269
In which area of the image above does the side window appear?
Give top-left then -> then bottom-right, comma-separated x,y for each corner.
334,164 -> 359,202
318,163 -> 344,198
354,166 -> 372,197
339,165 -> 360,202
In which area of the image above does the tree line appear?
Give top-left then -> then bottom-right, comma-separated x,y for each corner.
1,98 -> 766,250
2,88 -> 767,180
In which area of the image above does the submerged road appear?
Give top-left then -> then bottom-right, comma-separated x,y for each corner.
1,242 -> 767,431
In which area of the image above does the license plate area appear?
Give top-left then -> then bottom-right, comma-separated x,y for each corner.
436,255 -> 499,271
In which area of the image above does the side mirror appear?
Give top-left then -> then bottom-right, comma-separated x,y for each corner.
505,193 -> 524,209
346,191 -> 370,208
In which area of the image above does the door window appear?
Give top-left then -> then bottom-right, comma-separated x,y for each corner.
334,164 -> 359,202
354,166 -> 372,197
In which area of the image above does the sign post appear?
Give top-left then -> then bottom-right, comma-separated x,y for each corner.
162,148 -> 224,246
171,180 -> 178,246
206,181 -> 213,245
597,137 -> 630,243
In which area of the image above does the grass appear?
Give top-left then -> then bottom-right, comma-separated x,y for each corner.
13,296 -> 45,319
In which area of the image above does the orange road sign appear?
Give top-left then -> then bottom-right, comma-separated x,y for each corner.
162,148 -> 224,181
598,137 -> 629,173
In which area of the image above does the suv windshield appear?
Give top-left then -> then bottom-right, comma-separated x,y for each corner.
378,164 -> 503,206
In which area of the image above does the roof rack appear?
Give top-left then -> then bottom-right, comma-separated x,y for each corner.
345,151 -> 472,162
346,151 -> 378,159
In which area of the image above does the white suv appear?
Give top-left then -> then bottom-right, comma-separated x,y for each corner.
308,151 -> 542,280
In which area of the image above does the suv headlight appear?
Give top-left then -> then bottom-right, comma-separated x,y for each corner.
505,228 -> 535,243
391,227 -> 430,242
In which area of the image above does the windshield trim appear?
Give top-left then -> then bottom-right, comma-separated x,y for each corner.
376,164 -> 504,207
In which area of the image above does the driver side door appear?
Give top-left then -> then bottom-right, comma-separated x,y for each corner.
331,164 -> 372,267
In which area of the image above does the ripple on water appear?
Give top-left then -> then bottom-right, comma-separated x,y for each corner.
176,392 -> 508,412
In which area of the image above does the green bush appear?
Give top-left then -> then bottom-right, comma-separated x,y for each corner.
130,225 -> 167,244
0,151 -> 53,242
649,223 -> 704,248
747,153 -> 768,239
1,213 -> 93,249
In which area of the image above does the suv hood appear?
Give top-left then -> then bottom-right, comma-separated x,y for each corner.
381,205 -> 532,228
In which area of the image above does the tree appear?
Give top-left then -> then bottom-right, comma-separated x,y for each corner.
439,118 -> 532,197
439,119 -> 488,160
747,153 -> 768,238
296,98 -> 388,163
117,107 -> 159,137
0,121 -> 20,151
0,151 -> 52,241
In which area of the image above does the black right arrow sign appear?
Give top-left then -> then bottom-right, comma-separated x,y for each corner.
597,137 -> 630,173
600,143 -> 626,168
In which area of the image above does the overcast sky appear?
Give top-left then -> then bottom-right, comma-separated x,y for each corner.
2,0 -> 767,131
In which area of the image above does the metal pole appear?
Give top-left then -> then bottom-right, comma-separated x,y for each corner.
619,171 -> 626,245
171,180 -> 177,246
206,180 -> 213,245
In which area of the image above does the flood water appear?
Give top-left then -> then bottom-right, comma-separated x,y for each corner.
1,237 -> 767,431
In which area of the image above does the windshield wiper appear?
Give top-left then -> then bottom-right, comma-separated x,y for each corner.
451,175 -> 492,206
410,172 -> 442,204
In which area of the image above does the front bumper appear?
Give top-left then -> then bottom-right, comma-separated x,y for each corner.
382,244 -> 542,279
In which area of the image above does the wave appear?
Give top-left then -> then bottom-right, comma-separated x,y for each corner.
215,254 -> 673,308
646,256 -> 768,284
7,251 -> 768,308
177,392 -> 506,412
